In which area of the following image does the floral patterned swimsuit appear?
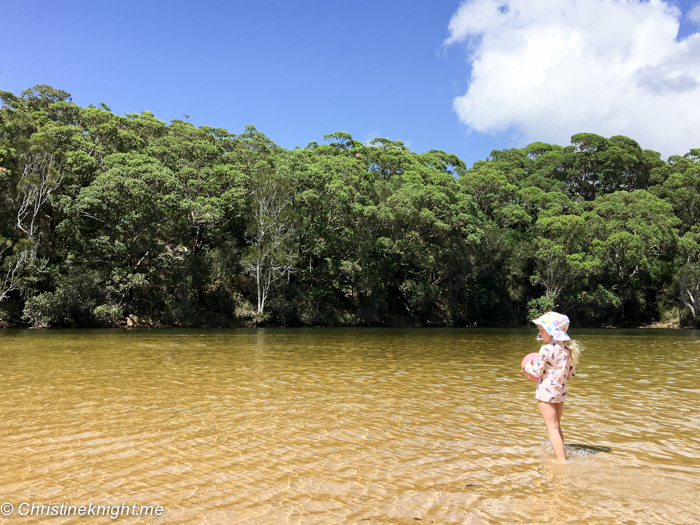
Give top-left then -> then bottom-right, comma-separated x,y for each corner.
524,341 -> 576,403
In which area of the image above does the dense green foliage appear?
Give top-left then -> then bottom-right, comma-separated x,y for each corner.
1,86 -> 699,328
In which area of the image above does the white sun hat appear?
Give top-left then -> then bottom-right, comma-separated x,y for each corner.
531,311 -> 570,341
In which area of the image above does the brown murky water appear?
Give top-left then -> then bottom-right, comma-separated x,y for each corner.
0,328 -> 699,524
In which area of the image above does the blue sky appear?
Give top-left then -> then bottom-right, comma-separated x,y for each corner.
2,0 -> 700,166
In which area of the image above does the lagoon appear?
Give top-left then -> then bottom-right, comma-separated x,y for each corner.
1,328 -> 699,524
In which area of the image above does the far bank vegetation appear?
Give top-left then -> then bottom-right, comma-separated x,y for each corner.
1,85 -> 699,328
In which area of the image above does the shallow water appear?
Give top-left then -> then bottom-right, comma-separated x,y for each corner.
0,328 -> 699,524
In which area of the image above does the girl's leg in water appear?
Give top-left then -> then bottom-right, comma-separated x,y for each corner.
556,402 -> 564,444
538,401 -> 566,462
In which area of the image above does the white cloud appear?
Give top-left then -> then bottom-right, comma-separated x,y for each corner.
362,131 -> 412,149
689,3 -> 700,23
445,0 -> 700,158
363,130 -> 381,145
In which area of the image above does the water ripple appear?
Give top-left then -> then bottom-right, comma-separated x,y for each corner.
0,328 -> 699,524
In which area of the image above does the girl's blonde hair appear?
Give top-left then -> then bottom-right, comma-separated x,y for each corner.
564,339 -> 584,364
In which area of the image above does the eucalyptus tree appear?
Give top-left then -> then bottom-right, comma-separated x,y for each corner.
676,230 -> 700,326
26,153 -> 184,326
528,214 -> 596,317
0,88 -> 78,307
585,190 -> 679,325
653,150 -> 700,234
243,168 -> 297,321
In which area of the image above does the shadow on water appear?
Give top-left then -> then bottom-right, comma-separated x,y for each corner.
544,439 -> 612,457
566,443 -> 612,456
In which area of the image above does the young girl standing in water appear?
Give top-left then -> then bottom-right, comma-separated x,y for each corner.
522,312 -> 582,463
